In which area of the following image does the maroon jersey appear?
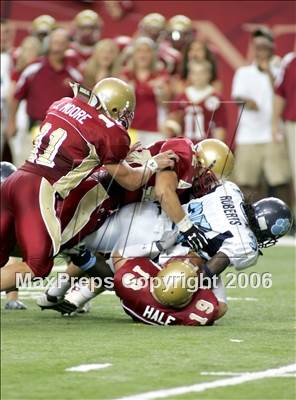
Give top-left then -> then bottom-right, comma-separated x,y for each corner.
68,43 -> 94,63
14,57 -> 83,121
122,69 -> 169,132
57,137 -> 197,246
171,86 -> 227,143
21,96 -> 130,199
121,137 -> 198,204
114,258 -> 220,326
58,167 -> 124,249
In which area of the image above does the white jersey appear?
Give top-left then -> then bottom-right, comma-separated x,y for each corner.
179,181 -> 259,269
84,181 -> 259,270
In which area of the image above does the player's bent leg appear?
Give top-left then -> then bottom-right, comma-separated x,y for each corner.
43,255 -> 113,315
36,262 -> 84,310
0,194 -> 16,268
4,258 -> 27,310
0,261 -> 35,291
5,289 -> 27,310
58,282 -> 105,316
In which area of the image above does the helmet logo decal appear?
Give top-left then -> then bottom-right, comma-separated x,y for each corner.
257,216 -> 268,231
271,218 -> 291,236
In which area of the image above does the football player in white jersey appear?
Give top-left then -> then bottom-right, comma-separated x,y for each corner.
82,180 -> 258,273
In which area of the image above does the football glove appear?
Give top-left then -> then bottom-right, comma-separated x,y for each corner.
182,225 -> 208,251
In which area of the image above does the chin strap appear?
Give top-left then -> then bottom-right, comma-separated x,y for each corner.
70,81 -> 100,108
258,237 -> 278,248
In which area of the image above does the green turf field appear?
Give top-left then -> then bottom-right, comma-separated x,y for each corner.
1,245 -> 295,400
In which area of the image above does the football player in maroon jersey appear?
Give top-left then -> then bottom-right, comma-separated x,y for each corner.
0,78 -> 176,291
111,250 -> 228,326
55,249 -> 228,324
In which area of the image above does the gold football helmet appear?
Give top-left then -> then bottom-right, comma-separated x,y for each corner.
167,15 -> 193,33
193,139 -> 234,197
74,10 -> 102,27
139,13 -> 166,39
152,260 -> 198,309
92,78 -> 136,129
31,15 -> 57,35
167,15 -> 194,50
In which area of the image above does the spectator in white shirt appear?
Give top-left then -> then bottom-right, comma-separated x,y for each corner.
231,27 -> 291,205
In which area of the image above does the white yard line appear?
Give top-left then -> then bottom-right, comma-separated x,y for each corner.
114,364 -> 296,400
228,297 -> 258,301
65,363 -> 112,372
201,372 -> 244,376
277,236 -> 296,246
200,371 -> 296,377
1,290 -> 115,299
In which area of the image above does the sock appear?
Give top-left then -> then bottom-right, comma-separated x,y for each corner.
47,275 -> 71,298
64,284 -> 98,308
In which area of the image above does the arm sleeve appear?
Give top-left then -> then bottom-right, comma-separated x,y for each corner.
275,70 -> 287,98
14,70 -> 29,101
160,138 -> 193,183
103,127 -> 131,164
219,232 -> 259,270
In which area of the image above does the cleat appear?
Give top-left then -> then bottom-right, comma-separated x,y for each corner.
77,301 -> 91,314
5,300 -> 27,310
56,300 -> 79,316
36,292 -> 63,310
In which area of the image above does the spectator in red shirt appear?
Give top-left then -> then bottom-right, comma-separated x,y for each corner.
11,36 -> 42,83
121,37 -> 171,133
165,60 -> 227,143
273,52 -> 296,199
5,28 -> 82,139
9,36 -> 42,167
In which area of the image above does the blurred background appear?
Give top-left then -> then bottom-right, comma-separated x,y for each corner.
1,0 -> 295,212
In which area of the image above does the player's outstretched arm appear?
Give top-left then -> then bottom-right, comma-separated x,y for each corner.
202,251 -> 230,279
155,170 -> 208,252
105,150 -> 177,191
155,170 -> 185,223
111,250 -> 127,272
